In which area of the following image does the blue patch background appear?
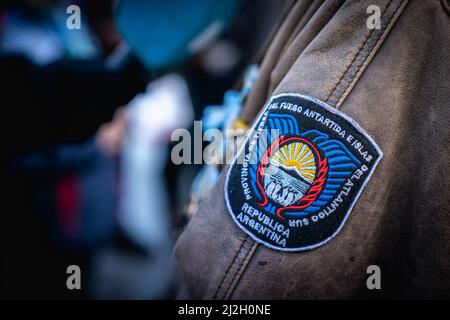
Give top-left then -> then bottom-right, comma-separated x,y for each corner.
249,114 -> 361,217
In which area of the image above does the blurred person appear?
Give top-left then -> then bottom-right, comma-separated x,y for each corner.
91,74 -> 193,299
88,0 -> 245,299
1,0 -> 148,299
1,0 -> 250,299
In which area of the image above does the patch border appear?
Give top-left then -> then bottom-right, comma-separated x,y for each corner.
224,93 -> 383,252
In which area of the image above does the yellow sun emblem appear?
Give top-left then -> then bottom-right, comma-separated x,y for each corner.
269,141 -> 317,183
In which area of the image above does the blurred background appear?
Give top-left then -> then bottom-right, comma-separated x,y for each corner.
0,0 -> 286,299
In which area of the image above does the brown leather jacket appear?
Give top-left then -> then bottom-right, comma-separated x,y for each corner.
175,0 -> 450,299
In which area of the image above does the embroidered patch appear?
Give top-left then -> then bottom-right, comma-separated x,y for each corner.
225,93 -> 382,251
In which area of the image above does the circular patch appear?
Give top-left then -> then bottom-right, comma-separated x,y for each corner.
225,93 -> 383,251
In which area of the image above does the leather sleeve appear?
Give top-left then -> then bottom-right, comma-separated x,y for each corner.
175,0 -> 450,299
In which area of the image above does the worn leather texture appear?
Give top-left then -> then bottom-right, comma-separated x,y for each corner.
175,0 -> 450,299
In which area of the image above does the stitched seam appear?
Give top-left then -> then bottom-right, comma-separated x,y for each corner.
325,0 -> 392,104
212,236 -> 247,299
325,32 -> 377,103
335,0 -> 408,109
223,240 -> 255,299
270,0 -> 347,95
225,242 -> 259,299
